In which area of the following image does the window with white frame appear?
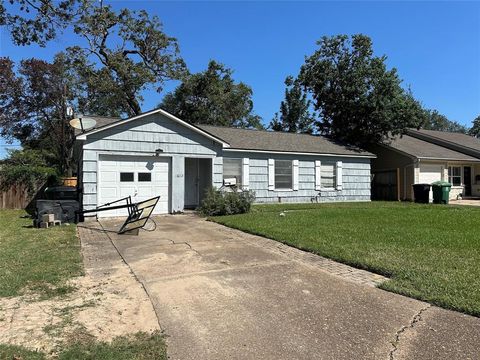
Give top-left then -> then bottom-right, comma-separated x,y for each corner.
448,166 -> 461,186
321,162 -> 336,188
223,158 -> 242,187
275,160 -> 293,189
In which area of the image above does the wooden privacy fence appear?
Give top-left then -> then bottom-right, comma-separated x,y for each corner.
0,177 -> 77,210
0,184 -> 32,209
371,169 -> 400,201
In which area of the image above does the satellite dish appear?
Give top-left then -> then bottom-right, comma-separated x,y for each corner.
69,117 -> 97,132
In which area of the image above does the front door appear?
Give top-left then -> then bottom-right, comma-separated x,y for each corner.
184,158 -> 199,208
464,166 -> 472,196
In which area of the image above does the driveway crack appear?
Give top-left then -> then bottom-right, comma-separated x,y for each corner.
389,304 -> 431,360
166,238 -> 202,256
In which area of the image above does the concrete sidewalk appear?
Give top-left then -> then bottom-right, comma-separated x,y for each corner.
98,214 -> 480,360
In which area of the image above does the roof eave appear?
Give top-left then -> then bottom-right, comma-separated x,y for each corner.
223,147 -> 376,158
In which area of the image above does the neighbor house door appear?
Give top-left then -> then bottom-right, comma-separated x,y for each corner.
464,166 -> 472,196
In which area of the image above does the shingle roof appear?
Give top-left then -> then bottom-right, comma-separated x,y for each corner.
197,125 -> 374,157
74,116 -> 121,135
408,129 -> 480,153
386,134 -> 480,161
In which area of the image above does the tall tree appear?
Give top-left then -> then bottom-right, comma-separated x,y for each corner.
0,55 -> 80,175
0,0 -> 81,46
160,60 -> 262,128
468,115 -> 480,138
298,34 -> 426,146
269,76 -> 315,134
422,110 -> 468,133
66,5 -> 186,117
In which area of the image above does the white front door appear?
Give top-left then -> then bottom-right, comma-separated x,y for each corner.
97,155 -> 170,217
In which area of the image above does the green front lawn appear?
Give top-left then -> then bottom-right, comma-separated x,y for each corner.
0,210 -> 83,298
211,202 -> 480,316
0,332 -> 167,360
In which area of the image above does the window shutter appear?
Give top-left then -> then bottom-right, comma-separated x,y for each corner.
268,159 -> 275,190
315,160 -> 321,190
293,160 -> 299,191
242,158 -> 250,190
336,161 -> 343,190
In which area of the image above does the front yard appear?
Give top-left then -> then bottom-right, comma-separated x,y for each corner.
212,202 -> 480,316
0,210 -> 167,360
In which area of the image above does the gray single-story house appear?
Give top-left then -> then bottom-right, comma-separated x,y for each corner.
369,129 -> 480,201
75,108 -> 375,217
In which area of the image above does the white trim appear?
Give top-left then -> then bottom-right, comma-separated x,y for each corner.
76,108 -> 230,146
223,148 -> 375,159
242,157 -> 250,190
292,159 -> 299,191
418,156 -> 480,162
268,159 -> 275,190
336,161 -> 343,190
315,160 -> 321,191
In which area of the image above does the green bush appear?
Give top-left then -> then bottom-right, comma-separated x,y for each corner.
199,187 -> 255,216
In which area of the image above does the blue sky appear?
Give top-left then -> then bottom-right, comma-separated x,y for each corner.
1,1 -> 479,158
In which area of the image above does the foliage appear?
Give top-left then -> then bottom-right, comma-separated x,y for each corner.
298,34 -> 427,146
160,60 -> 262,128
269,76 -> 315,133
66,4 -> 186,117
1,2 -> 187,177
0,0 -> 81,47
213,202 -> 480,316
199,187 -> 256,216
422,110 -> 468,133
468,115 -> 480,138
0,209 -> 82,298
0,55 -> 79,175
0,149 -> 58,195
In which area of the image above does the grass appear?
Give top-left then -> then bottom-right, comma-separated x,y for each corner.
0,210 -> 83,299
0,332 -> 167,360
211,201 -> 480,316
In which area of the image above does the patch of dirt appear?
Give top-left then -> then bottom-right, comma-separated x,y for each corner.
0,225 -> 159,356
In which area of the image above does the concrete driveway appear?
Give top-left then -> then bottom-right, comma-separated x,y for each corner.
98,214 -> 480,360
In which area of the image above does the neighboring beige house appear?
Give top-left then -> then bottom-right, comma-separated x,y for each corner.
369,129 -> 480,201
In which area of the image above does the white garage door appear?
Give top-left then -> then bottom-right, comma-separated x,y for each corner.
97,155 -> 170,217
419,164 -> 443,184
419,164 -> 443,201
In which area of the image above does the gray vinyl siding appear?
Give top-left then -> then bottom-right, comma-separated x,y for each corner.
79,112 -> 372,213
221,152 -> 371,203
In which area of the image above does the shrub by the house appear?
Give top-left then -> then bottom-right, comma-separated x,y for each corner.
199,187 -> 255,216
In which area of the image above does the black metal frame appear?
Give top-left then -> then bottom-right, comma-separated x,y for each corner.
77,195 -> 160,234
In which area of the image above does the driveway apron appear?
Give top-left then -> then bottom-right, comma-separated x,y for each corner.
99,214 -> 480,360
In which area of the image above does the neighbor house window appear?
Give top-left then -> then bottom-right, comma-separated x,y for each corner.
120,172 -> 134,182
448,166 -> 461,186
321,162 -> 336,188
223,158 -> 242,186
275,160 -> 293,189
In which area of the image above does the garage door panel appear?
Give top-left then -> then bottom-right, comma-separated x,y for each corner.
101,171 -> 117,183
100,187 -> 117,198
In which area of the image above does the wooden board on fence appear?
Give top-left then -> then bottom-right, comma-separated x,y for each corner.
0,185 -> 31,209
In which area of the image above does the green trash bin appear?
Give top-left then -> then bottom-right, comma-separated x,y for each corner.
431,181 -> 452,204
